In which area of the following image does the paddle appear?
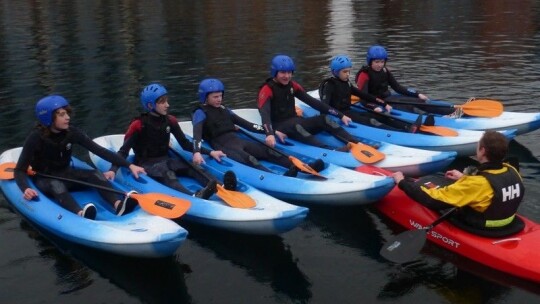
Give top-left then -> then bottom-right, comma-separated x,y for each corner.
380,207 -> 458,263
352,96 -> 503,118
388,99 -> 503,118
0,162 -> 190,219
332,133 -> 385,164
350,102 -> 459,137
236,128 -> 327,179
169,148 -> 256,209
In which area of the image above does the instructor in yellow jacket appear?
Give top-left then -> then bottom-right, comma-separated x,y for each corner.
392,130 -> 524,234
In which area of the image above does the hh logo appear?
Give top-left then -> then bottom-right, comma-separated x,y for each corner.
502,183 -> 520,201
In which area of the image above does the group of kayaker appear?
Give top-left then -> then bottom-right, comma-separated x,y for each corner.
12,44 -> 526,237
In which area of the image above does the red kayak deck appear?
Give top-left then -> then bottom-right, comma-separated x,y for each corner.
357,165 -> 540,284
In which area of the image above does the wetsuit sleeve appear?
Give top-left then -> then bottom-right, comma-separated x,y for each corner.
387,69 -> 420,97
230,109 -> 266,134
257,84 -> 275,136
293,82 -> 344,119
74,127 -> 132,168
191,109 -> 206,153
397,177 -> 452,210
171,115 -> 212,155
14,131 -> 41,192
319,81 -> 334,105
108,120 -> 140,172
398,175 -> 494,211
350,86 -> 384,109
356,71 -> 369,93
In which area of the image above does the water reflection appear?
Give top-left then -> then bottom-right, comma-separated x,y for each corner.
182,223 -> 312,303
306,205 -> 384,259
17,219 -> 191,303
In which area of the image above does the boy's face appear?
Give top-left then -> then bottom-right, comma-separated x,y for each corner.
370,59 -> 386,71
206,92 -> 223,107
153,95 -> 169,115
274,71 -> 293,85
52,108 -> 70,131
337,68 -> 351,82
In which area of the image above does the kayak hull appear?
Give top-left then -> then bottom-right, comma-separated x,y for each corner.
301,90 -> 517,156
178,122 -> 395,205
358,165 -> 540,283
389,101 -> 540,135
91,135 -> 308,235
232,108 -> 457,177
0,148 -> 188,258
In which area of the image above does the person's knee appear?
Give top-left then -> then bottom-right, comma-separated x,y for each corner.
49,180 -> 68,194
324,115 -> 340,129
294,124 -> 312,137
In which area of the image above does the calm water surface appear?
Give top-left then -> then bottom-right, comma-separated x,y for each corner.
1,1 -> 540,303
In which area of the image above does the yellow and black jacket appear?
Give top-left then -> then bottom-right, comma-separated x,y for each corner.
397,162 -> 524,230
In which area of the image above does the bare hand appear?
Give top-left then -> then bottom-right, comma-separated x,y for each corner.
275,131 -> 287,143
209,150 -> 226,162
341,115 -> 352,126
265,135 -> 276,147
23,188 -> 39,200
385,104 -> 393,113
128,164 -> 146,179
392,172 -> 404,184
444,169 -> 463,180
418,93 -> 429,101
193,152 -> 205,165
103,170 -> 116,181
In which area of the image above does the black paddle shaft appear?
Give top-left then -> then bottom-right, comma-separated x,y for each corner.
31,171 -> 126,196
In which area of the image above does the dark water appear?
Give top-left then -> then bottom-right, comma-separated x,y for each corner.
1,1 -> 540,303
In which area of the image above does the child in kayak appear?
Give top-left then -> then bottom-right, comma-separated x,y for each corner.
192,78 -> 314,177
355,45 -> 456,116
14,95 -> 146,220
392,130 -> 525,235
258,54 -> 359,152
105,83 -> 233,200
320,54 -> 422,133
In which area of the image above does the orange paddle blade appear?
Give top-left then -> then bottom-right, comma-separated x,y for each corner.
419,125 -> 459,137
216,184 -> 256,209
130,192 -> 191,219
0,162 -> 16,179
458,99 -> 503,117
349,142 -> 385,164
288,156 -> 326,179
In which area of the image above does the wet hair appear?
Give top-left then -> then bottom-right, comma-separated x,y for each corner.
155,95 -> 169,104
37,105 -> 73,135
479,130 -> 508,162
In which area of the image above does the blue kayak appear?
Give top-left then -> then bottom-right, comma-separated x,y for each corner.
232,109 -> 457,177
177,122 -> 395,205
0,148 -> 187,258
375,105 -> 540,136
91,135 -> 309,235
298,91 -> 517,156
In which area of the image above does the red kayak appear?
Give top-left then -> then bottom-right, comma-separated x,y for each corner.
357,165 -> 540,284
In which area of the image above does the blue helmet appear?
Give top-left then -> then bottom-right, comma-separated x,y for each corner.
140,83 -> 167,111
35,95 -> 69,126
366,45 -> 388,65
198,78 -> 225,103
270,55 -> 295,77
330,55 -> 353,76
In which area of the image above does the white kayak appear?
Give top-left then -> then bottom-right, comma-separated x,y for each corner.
177,121 -> 395,205
298,90 -> 517,156
0,147 -> 187,258
91,135 -> 308,235
379,106 -> 540,136
232,108 -> 457,177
